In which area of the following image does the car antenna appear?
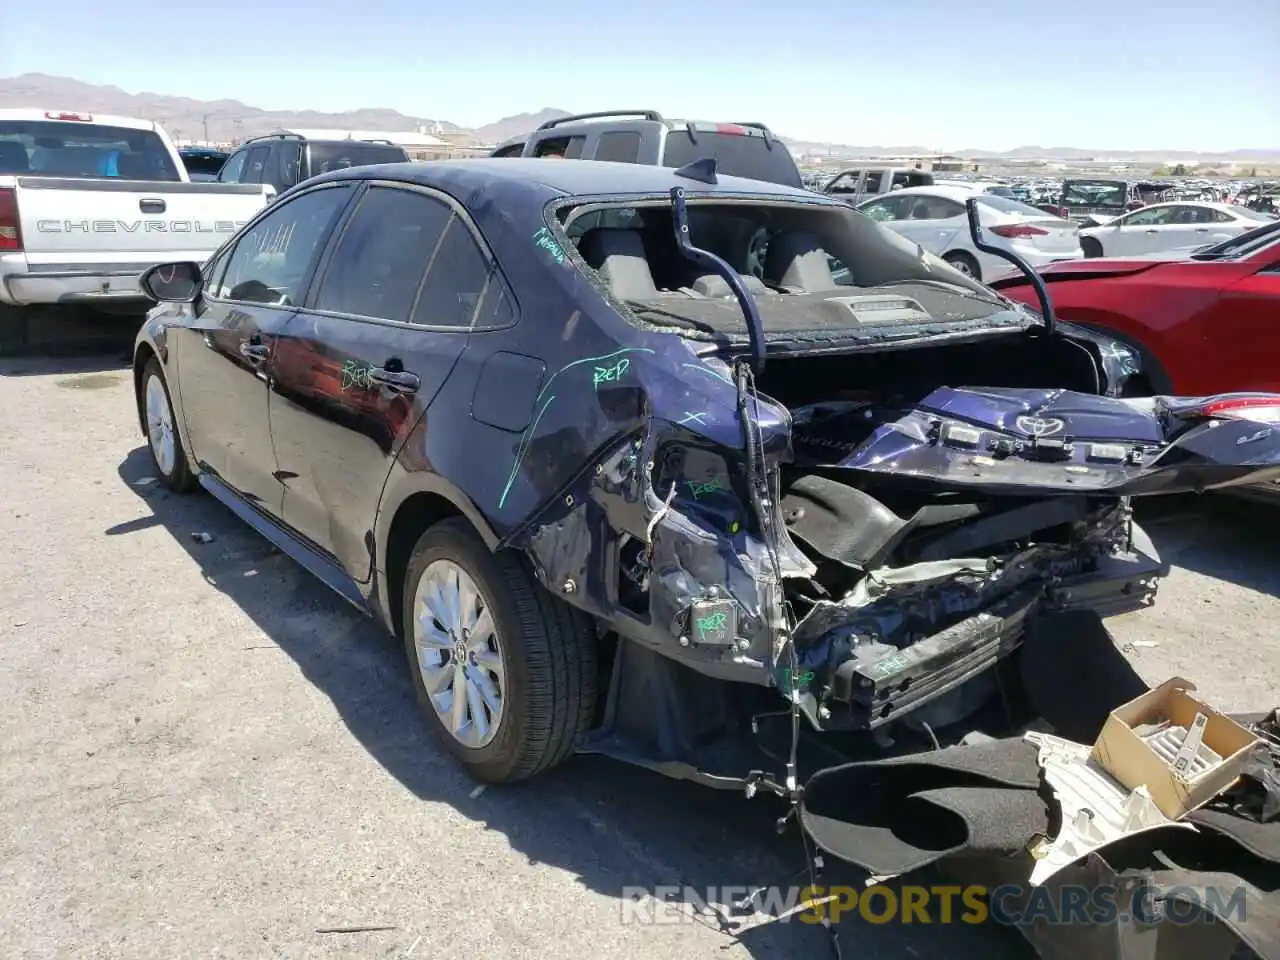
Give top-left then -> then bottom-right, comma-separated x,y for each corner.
673,157 -> 718,185
668,185 -> 765,371
964,197 -> 1056,338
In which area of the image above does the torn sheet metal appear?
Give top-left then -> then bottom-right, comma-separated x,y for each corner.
794,387 -> 1280,495
1024,731 -> 1197,886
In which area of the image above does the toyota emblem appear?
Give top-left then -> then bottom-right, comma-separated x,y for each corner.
1015,415 -> 1066,438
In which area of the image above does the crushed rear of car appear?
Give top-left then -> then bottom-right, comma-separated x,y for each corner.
510,167 -> 1280,790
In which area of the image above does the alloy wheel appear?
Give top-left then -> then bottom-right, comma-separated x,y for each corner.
413,559 -> 507,748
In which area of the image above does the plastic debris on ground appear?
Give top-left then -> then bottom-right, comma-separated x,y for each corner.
1024,730 -> 1197,885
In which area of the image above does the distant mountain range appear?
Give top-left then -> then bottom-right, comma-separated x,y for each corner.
1,73 -> 1276,162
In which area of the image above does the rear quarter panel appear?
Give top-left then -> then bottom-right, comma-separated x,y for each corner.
999,262 -> 1260,394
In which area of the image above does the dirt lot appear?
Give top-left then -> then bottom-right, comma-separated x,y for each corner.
2,355 -> 1278,960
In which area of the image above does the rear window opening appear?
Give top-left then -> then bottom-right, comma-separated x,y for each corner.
1062,181 -> 1128,207
179,151 -> 228,177
660,130 -> 801,188
308,141 -> 408,174
533,136 -> 585,159
557,199 -> 1020,341
0,120 -> 181,181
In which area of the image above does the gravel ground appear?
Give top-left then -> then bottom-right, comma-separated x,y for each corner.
1,355 -> 1277,960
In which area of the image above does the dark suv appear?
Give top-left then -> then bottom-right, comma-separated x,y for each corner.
216,133 -> 410,195
131,158 -> 1280,799
489,110 -> 803,188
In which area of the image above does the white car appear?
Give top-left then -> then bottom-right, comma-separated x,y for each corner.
1079,201 -> 1275,258
855,186 -> 1082,281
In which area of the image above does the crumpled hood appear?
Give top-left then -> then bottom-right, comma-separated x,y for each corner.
792,386 -> 1280,495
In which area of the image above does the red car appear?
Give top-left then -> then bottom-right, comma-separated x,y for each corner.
991,221 -> 1280,396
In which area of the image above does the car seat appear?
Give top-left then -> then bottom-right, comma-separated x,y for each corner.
577,227 -> 660,301
762,231 -> 838,292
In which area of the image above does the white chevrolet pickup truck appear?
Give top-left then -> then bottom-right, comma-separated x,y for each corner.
0,109 -> 274,315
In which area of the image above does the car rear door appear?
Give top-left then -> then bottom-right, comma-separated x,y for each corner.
269,181 -> 514,582
171,182 -> 357,512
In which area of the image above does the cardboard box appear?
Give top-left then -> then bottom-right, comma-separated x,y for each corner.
1091,676 -> 1261,821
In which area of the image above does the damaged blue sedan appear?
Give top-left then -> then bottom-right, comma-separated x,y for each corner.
131,157 -> 1280,795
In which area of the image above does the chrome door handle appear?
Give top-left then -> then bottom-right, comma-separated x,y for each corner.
239,341 -> 270,361
369,367 -> 420,392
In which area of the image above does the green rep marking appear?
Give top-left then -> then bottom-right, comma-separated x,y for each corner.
686,479 -> 723,500
532,226 -> 566,264
498,348 -> 656,511
695,611 -> 729,639
593,357 -> 630,388
778,668 -> 816,691
341,360 -> 375,391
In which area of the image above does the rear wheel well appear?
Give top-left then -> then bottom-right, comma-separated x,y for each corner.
385,493 -> 465,641
132,343 -> 158,435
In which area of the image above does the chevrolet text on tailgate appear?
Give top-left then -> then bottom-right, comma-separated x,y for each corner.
0,109 -> 275,311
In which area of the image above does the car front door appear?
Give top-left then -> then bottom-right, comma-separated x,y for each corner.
217,148 -> 248,184
270,182 -> 513,581
172,183 -> 356,513
1106,206 -> 1176,255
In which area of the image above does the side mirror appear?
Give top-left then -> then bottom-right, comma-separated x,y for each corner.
263,185 -> 278,203
140,261 -> 202,303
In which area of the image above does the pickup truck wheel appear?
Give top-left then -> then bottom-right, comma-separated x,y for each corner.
943,251 -> 981,280
403,517 -> 598,783
142,358 -> 196,493
1081,237 -> 1104,258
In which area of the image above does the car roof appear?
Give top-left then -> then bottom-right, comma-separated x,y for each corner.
861,185 -> 977,202
0,108 -> 157,131
1132,200 -> 1238,213
313,157 -> 825,201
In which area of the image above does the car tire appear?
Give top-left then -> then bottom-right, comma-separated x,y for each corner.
141,357 -> 196,493
943,251 -> 981,281
1081,237 -> 1104,258
402,517 -> 598,783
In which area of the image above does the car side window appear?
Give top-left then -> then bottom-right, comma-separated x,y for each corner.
1210,208 -> 1237,223
904,196 -> 963,220
411,216 -> 492,328
473,271 -> 516,329
212,185 -> 354,306
859,197 -> 903,221
594,132 -> 641,163
218,150 -> 248,183
1124,207 -> 1173,226
861,171 -> 885,194
826,171 -> 860,194
201,244 -> 233,296
533,135 -> 585,158
242,145 -> 271,184
491,141 -> 526,158
275,142 -> 303,190
312,186 -> 452,321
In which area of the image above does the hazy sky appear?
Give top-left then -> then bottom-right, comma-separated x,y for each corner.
2,0 -> 1276,151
